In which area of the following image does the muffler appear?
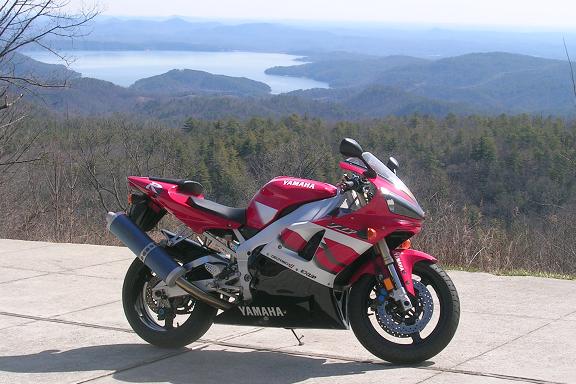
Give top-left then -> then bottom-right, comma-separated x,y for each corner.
106,212 -> 232,310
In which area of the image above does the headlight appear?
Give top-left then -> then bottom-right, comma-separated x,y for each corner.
381,187 -> 425,220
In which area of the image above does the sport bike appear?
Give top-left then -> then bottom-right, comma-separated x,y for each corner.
107,138 -> 460,363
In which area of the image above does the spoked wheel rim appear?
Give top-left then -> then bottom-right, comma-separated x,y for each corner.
134,270 -> 197,332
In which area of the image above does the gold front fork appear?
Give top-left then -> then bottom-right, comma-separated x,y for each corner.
356,187 -> 414,312
375,240 -> 414,312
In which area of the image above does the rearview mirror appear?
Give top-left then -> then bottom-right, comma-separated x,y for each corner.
340,138 -> 364,158
387,157 -> 399,174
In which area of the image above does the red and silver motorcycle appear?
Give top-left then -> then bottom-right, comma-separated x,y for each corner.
107,138 -> 460,363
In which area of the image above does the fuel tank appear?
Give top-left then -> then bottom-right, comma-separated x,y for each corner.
246,176 -> 338,229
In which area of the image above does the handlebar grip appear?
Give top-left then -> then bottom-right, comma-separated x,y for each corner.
341,180 -> 356,191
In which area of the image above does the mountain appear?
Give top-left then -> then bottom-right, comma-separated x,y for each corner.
14,51 -> 576,122
266,55 -> 429,87
129,69 -> 271,96
273,52 -> 576,115
1,52 -> 80,85
30,79 -> 472,123
34,18 -> 576,59
34,77 -> 139,115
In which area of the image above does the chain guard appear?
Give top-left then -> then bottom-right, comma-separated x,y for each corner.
375,279 -> 434,337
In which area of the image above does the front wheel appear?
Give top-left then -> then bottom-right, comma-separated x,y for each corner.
349,262 -> 460,364
122,258 -> 217,348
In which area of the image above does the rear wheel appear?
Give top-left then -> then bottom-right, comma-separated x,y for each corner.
122,258 -> 217,348
349,262 -> 460,364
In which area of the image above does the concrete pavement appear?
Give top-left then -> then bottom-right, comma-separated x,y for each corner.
0,239 -> 574,384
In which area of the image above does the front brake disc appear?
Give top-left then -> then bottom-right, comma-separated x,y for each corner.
375,279 -> 434,337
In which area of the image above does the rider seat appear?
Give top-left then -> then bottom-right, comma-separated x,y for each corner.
187,196 -> 246,225
148,177 -> 204,195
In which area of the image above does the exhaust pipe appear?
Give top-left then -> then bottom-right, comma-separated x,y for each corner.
106,212 -> 232,310
175,278 -> 232,310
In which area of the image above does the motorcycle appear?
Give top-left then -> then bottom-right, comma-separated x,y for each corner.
107,138 -> 460,364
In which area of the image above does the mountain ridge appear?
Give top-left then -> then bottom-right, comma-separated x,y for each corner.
14,50 -> 576,121
129,69 -> 271,96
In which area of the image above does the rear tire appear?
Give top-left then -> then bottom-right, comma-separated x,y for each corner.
348,262 -> 460,364
122,258 -> 217,348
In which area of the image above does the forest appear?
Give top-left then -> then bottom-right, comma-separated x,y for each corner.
1,111 -> 574,276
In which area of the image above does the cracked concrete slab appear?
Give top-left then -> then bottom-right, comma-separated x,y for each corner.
450,271 -> 576,320
0,273 -> 122,317
0,239 -> 573,384
0,320 -> 190,384
0,240 -> 132,273
0,239 -> 54,253
456,319 -> 576,383
86,344 -> 437,384
0,266 -> 47,284
216,310 -> 552,369
563,311 -> 576,321
0,313 -> 36,331
418,372 -> 521,384
59,259 -> 134,280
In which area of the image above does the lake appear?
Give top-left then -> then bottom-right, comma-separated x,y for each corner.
25,50 -> 329,94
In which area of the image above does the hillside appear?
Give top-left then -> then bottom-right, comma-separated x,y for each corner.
276,52 -> 576,115
3,113 -> 575,276
16,51 -> 576,121
129,69 -> 271,96
266,55 -> 428,87
1,52 -> 80,85
32,81 -> 470,122
36,77 -> 140,115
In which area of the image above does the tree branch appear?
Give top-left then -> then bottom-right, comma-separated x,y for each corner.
563,37 -> 576,102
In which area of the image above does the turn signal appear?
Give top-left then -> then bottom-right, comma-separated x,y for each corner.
367,228 -> 378,241
127,193 -> 134,205
398,239 -> 412,249
383,277 -> 394,291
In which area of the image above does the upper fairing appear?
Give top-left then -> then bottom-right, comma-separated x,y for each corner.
246,176 -> 338,229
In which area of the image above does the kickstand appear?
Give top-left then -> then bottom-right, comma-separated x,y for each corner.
288,328 -> 304,346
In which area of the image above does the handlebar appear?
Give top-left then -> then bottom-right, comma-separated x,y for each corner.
338,173 -> 363,192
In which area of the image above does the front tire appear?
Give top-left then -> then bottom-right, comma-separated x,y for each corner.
122,258 -> 217,348
349,262 -> 460,364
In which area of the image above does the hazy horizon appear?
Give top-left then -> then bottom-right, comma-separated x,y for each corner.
92,15 -> 576,34
68,0 -> 576,30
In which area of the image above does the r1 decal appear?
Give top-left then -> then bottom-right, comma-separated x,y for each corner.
327,223 -> 357,235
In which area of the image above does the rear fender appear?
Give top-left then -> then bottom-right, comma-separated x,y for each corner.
347,249 -> 437,295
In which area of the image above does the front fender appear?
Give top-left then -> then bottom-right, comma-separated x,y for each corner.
347,249 -> 437,295
394,249 -> 437,295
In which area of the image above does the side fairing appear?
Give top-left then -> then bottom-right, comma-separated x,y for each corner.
259,220 -> 372,288
214,255 -> 348,329
245,176 -> 338,229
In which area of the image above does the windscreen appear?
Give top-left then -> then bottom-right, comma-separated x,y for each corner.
362,152 -> 416,201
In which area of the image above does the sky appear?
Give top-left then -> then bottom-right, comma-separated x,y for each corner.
72,0 -> 576,29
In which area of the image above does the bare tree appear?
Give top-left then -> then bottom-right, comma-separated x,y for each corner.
0,0 -> 98,176
563,37 -> 576,103
0,0 -> 98,93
